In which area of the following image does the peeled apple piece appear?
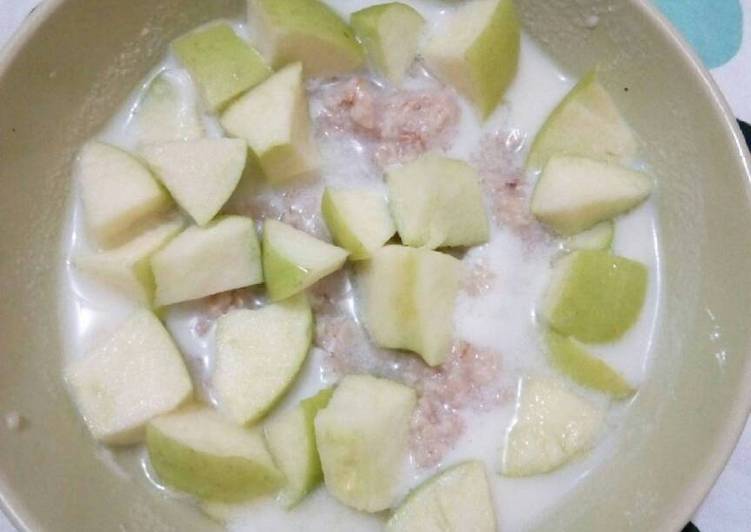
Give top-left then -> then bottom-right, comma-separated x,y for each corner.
526,70 -> 639,170
564,220 -> 614,251
531,155 -> 652,236
133,72 -> 203,145
502,377 -> 603,477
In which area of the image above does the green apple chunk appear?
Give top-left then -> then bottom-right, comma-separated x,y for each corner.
133,72 -> 203,145
262,219 -> 348,301
264,388 -> 334,507
564,220 -> 614,251
531,155 -> 652,235
142,138 -> 247,226
422,0 -> 519,118
387,153 -> 489,249
502,377 -> 603,477
315,375 -> 416,512
387,461 -> 495,532
172,23 -> 271,111
65,309 -> 193,445
545,330 -> 634,399
248,0 -> 364,78
527,70 -> 638,170
351,3 -> 425,86
74,214 -> 185,305
213,294 -> 313,425
359,245 -> 460,366
541,250 -> 648,343
147,407 -> 284,502
151,216 -> 262,306
221,62 -> 319,183
321,187 -> 396,260
78,141 -> 171,247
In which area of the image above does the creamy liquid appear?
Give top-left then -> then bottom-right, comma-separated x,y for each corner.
59,2 -> 662,530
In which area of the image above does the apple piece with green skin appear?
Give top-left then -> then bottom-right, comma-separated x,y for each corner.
422,0 -> 520,118
172,23 -> 271,111
262,219 -> 348,301
151,215 -> 262,306
264,388 -> 334,507
351,3 -> 425,86
564,220 -> 614,251
526,70 -> 638,170
146,406 -> 284,502
502,377 -> 603,477
315,375 -> 416,512
321,187 -> 396,260
133,72 -> 203,145
142,138 -> 247,226
213,294 -> 313,425
74,214 -> 185,305
78,141 -> 172,247
545,330 -> 635,399
359,245 -> 460,366
386,461 -> 495,532
541,250 -> 648,343
387,153 -> 490,249
65,309 -> 193,445
248,0 -> 364,78
221,62 -> 319,184
531,155 -> 652,235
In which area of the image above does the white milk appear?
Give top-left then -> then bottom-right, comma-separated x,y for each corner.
59,2 -> 662,531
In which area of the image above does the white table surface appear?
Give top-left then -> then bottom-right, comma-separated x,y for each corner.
1,1 -> 750,530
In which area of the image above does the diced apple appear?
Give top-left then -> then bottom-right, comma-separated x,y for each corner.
359,245 -> 460,366
351,3 -> 425,85
213,294 -> 313,425
387,153 -> 489,249
73,214 -> 185,305
248,0 -> 364,78
502,377 -> 603,476
221,62 -> 319,183
564,220 -> 614,251
541,250 -> 648,343
65,309 -> 193,445
386,461 -> 496,532
151,216 -> 262,306
172,23 -> 271,111
545,330 -> 634,399
315,375 -> 416,512
526,70 -> 638,170
422,0 -> 519,118
133,72 -> 203,145
262,219 -> 348,301
142,138 -> 247,226
264,388 -> 334,506
531,155 -> 652,235
147,406 -> 284,502
321,187 -> 396,260
78,141 -> 171,247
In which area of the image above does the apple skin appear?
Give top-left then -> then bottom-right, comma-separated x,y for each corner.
213,294 -> 313,426
315,375 -> 417,512
526,70 -> 638,170
264,388 -> 334,507
320,187 -> 396,260
422,0 -> 520,118
146,407 -> 284,502
350,3 -> 425,86
545,330 -> 635,399
386,461 -> 496,532
248,0 -> 364,78
262,219 -> 348,302
502,377 -> 603,477
172,23 -> 271,111
541,250 -> 648,343
564,220 -> 614,251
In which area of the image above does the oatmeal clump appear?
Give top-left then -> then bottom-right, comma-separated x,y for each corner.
313,76 -> 460,167
191,288 -> 264,336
